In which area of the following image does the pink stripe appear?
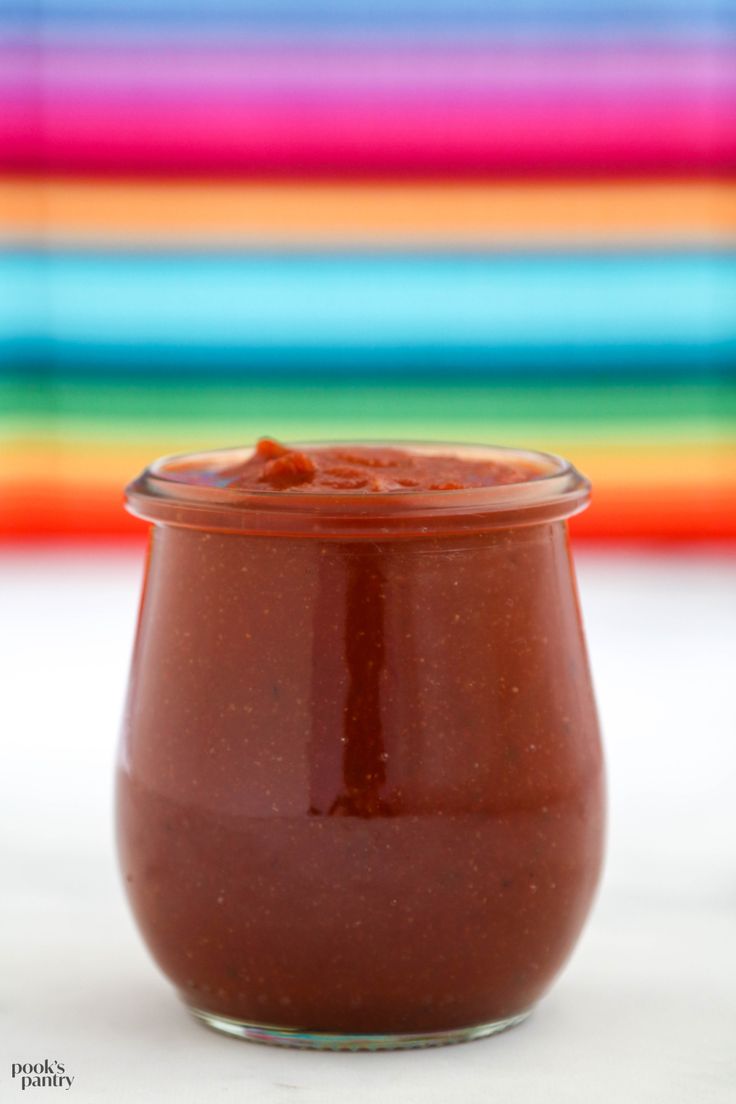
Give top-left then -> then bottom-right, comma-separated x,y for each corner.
4,89 -> 735,175
3,42 -> 736,90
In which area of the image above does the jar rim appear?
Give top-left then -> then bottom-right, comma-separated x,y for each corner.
125,440 -> 591,538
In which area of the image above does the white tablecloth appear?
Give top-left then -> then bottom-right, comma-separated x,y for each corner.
2,548 -> 735,1103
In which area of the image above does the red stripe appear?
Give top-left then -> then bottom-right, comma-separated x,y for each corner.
3,483 -> 736,542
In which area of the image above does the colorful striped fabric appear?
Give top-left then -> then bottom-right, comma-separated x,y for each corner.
5,42 -> 736,174
5,380 -> 735,540
2,2 -> 735,543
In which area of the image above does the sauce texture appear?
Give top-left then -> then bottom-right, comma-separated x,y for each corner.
209,437 -> 547,493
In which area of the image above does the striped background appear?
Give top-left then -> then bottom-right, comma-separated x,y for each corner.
2,1 -> 735,542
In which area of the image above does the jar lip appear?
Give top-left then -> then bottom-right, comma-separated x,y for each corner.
126,440 -> 591,537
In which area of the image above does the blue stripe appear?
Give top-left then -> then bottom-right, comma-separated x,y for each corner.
3,251 -> 735,381
4,0 -> 735,20
5,25 -> 734,47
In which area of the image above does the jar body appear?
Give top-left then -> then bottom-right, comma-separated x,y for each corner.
117,519 -> 604,1046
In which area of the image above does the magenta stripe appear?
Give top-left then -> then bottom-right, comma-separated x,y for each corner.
4,41 -> 735,175
4,88 -> 735,174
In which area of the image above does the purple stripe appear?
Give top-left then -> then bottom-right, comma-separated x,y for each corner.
2,42 -> 736,92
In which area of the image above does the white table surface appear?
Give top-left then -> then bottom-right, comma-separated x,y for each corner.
1,546 -> 735,1104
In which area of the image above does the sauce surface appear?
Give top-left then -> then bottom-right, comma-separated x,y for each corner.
209,437 -> 547,493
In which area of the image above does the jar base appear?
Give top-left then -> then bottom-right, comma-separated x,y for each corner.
187,1005 -> 532,1051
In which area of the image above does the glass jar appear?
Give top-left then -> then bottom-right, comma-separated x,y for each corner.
117,442 -> 605,1050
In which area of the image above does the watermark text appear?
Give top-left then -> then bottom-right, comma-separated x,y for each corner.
11,1060 -> 74,1091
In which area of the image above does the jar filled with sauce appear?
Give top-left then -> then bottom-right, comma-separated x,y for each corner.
117,439 -> 605,1050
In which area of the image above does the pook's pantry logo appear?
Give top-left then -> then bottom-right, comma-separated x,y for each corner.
11,1061 -> 74,1091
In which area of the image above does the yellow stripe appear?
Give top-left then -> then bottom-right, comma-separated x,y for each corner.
5,415 -> 732,447
4,179 -> 735,246
8,439 -> 736,489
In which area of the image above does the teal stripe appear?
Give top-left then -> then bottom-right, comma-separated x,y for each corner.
2,252 -> 735,380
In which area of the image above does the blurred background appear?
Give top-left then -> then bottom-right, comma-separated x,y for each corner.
1,0 -> 735,541
2,4 -> 736,1102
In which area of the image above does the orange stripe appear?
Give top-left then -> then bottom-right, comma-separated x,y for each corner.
572,483 -> 736,541
4,178 -> 736,245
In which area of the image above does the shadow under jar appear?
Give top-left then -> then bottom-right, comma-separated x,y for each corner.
117,441 -> 605,1051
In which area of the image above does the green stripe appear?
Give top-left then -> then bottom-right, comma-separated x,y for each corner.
7,381 -> 736,426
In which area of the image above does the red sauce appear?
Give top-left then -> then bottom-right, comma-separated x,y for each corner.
211,437 -> 546,493
117,441 -> 604,1044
